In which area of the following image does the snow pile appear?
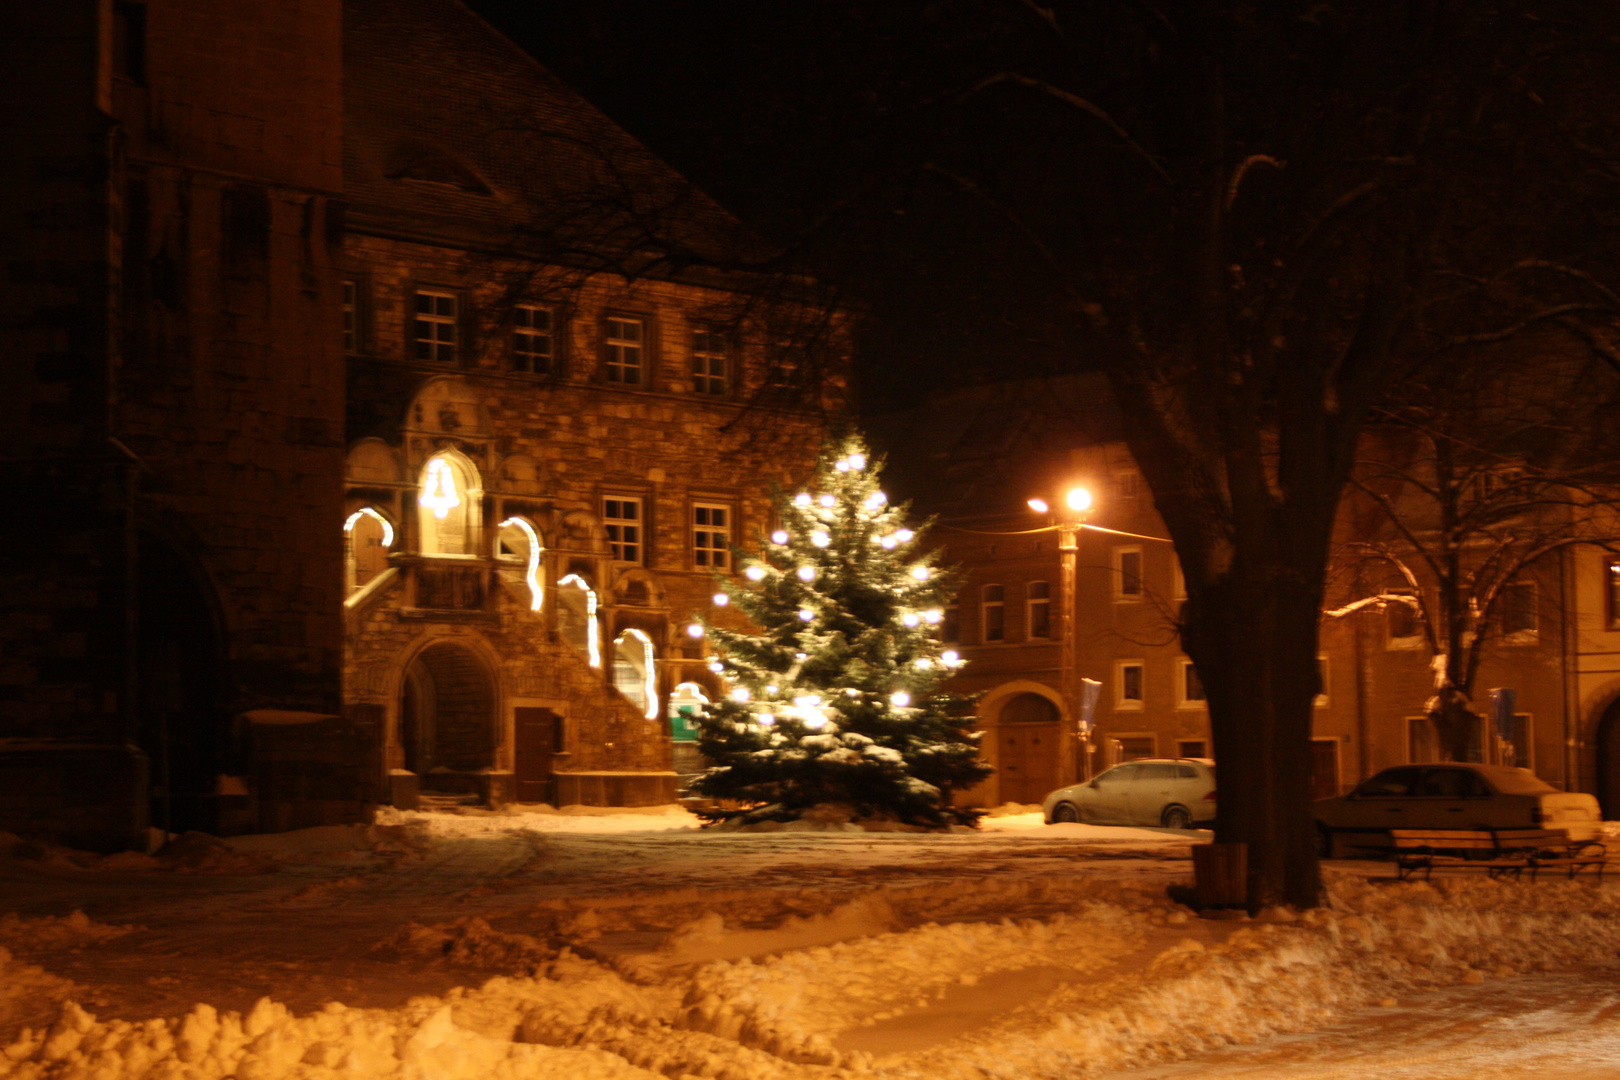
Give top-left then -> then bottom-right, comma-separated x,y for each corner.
0,949 -> 75,1034
8,873 -> 1620,1079
0,912 -> 137,950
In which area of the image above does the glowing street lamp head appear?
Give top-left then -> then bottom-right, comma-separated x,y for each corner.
1066,488 -> 1093,513
1027,498 -> 1050,514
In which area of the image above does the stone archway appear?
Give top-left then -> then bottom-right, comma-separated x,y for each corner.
1595,696 -> 1620,819
398,641 -> 497,798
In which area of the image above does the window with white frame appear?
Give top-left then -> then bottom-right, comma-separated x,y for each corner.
981,584 -> 1005,642
603,496 -> 643,563
513,304 -> 554,374
1498,580 -> 1537,641
692,502 -> 730,569
1114,547 -> 1144,601
1116,660 -> 1144,709
1026,580 -> 1051,639
413,289 -> 459,363
1177,659 -> 1205,708
691,328 -> 729,395
603,316 -> 645,384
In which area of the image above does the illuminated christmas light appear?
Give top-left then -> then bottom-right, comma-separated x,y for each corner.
496,516 -> 543,611
901,613 -> 920,627
896,530 -> 915,542
731,688 -> 751,703
942,650 -> 961,666
849,453 -> 866,470
864,491 -> 887,509
766,684 -> 778,694
819,494 -> 836,508
803,712 -> 828,729
746,565 -> 767,581
686,623 -> 704,638
795,493 -> 811,507
616,628 -> 659,719
712,592 -> 729,606
915,658 -> 933,670
420,458 -> 461,519
793,694 -> 822,708
880,535 -> 898,549
557,574 -> 601,668
759,713 -> 775,725
923,609 -> 943,624
796,652 -> 808,660
344,507 -> 395,549
771,530 -> 790,545
798,609 -> 814,621
911,566 -> 930,581
890,691 -> 911,707
797,565 -> 816,582
708,661 -> 725,673
835,459 -> 851,472
811,531 -> 830,547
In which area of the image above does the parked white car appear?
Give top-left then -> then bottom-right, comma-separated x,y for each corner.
1042,759 -> 1216,830
1314,763 -> 1603,856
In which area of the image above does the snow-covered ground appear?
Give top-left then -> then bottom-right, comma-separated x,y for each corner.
2,806 -> 1619,1079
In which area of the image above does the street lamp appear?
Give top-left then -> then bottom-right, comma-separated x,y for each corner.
1030,487 -> 1094,785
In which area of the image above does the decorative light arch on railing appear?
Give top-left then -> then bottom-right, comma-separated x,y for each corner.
557,574 -> 601,668
343,506 -> 395,548
614,627 -> 659,720
496,516 -> 544,612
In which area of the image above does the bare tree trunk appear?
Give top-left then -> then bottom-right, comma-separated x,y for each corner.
1428,692 -> 1481,763
1182,561 -> 1325,911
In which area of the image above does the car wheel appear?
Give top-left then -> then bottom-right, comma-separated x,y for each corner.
1317,823 -> 1334,859
1051,802 -> 1080,824
1162,805 -> 1192,830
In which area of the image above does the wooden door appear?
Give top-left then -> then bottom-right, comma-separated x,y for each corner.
514,707 -> 559,805
997,724 -> 1061,805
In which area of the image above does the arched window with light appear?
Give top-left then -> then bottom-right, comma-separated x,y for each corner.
417,452 -> 479,555
612,628 -> 658,719
557,574 -> 600,667
495,516 -> 544,611
343,507 -> 394,594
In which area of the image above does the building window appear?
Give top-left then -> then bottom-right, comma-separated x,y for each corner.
417,454 -> 476,555
942,604 -> 960,644
1386,590 -> 1421,649
513,305 -> 554,374
342,279 -> 359,353
1114,547 -> 1144,601
981,584 -> 1005,642
604,316 -> 645,384
1177,739 -> 1207,759
1498,580 -> 1537,641
1608,559 -> 1620,630
1026,581 -> 1051,639
1116,661 -> 1144,709
1406,716 -> 1437,763
692,503 -> 730,569
1501,713 -> 1533,770
1177,659 -> 1205,708
603,496 -> 643,564
413,289 -> 459,363
692,328 -> 729,394
1115,471 -> 1140,500
557,575 -> 600,667
343,507 -> 394,594
1110,733 -> 1156,763
113,1 -> 147,84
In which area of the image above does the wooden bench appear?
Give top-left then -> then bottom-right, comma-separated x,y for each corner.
1390,828 -> 1607,882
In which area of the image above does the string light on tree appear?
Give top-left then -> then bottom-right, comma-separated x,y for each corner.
690,432 -> 991,828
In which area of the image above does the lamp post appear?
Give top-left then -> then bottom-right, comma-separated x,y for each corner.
1028,487 -> 1093,786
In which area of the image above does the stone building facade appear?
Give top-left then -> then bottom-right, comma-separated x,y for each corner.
1,0 -> 837,847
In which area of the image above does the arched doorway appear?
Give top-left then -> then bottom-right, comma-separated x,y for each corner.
1596,697 -> 1620,819
994,691 -> 1063,805
399,642 -> 496,798
136,531 -> 228,834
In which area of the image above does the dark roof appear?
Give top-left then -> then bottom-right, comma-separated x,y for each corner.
866,373 -> 1124,519
343,0 -> 768,275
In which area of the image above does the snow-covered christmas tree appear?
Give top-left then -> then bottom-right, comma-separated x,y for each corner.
690,433 -> 991,827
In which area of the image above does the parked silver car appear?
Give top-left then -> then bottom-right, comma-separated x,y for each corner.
1042,759 -> 1216,830
1314,763 -> 1602,856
